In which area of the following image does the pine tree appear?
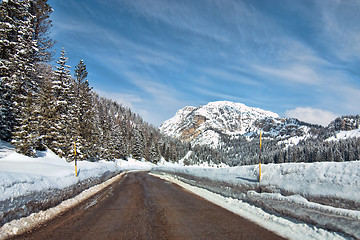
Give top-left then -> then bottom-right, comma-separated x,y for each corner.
36,63 -> 54,149
0,80 -> 12,141
29,0 -> 55,62
73,60 -> 95,159
0,0 -> 40,156
50,47 -> 73,158
0,0 -> 24,141
131,128 -> 144,160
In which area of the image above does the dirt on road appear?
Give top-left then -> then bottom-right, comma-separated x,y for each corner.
11,171 -> 286,240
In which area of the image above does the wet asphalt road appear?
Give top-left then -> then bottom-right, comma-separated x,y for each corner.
12,171 -> 286,240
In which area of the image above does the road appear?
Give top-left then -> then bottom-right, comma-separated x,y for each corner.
12,171 -> 286,240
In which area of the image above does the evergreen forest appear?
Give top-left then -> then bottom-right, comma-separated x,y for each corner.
1,0 -> 359,166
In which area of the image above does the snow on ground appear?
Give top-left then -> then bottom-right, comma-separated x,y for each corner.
0,172 -> 126,240
155,160 -> 360,239
277,134 -> 309,148
151,173 -> 349,240
1,139 -> 359,239
326,129 -> 360,141
0,140 -> 154,231
0,141 -> 154,201
0,149 -> 116,202
157,161 -> 360,204
116,157 -> 155,171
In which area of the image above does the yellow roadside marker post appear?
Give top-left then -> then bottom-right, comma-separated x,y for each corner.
74,142 -> 78,177
259,130 -> 262,183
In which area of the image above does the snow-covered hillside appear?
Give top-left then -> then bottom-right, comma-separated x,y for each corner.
160,101 -> 312,148
160,101 -> 276,146
326,129 -> 360,142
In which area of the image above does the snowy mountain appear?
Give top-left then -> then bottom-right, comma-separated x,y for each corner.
328,115 -> 360,131
160,101 -> 312,147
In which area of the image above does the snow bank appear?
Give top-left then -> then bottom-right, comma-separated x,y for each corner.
0,141 -> 154,226
0,172 -> 126,240
152,173 -> 349,240
0,150 -> 119,202
157,161 -> 360,204
116,158 -> 155,171
154,161 -> 360,238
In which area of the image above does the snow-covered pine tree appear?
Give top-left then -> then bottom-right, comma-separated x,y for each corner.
73,59 -> 96,160
50,47 -> 74,159
29,0 -> 54,62
131,127 -> 144,160
88,93 -> 103,160
0,0 -> 40,156
94,97 -> 114,160
149,141 -> 161,163
0,0 -> 25,141
0,82 -> 12,141
0,1 -> 14,141
36,63 -> 54,150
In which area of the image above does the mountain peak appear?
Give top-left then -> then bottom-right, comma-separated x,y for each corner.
160,101 -> 280,147
199,101 -> 279,119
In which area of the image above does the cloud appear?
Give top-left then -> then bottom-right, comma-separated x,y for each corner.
254,64 -> 323,85
203,68 -> 259,86
95,89 -> 143,109
118,0 -> 231,42
285,107 -> 338,126
316,0 -> 360,61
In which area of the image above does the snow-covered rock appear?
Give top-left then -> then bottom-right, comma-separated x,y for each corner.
160,101 -> 311,147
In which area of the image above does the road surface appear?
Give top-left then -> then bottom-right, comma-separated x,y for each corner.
12,171 -> 286,240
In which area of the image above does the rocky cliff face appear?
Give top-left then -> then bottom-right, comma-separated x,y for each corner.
160,101 -> 313,148
328,115 -> 360,131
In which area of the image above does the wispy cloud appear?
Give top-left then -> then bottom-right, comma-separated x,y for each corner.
50,0 -> 360,125
191,86 -> 250,104
315,0 -> 360,61
95,89 -> 143,109
253,64 -> 323,85
285,107 -> 338,126
117,0 -> 232,43
203,68 -> 260,87
119,71 -> 189,125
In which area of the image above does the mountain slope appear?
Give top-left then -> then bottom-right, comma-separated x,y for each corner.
160,101 -> 312,147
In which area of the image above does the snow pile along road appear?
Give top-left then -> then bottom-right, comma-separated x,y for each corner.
0,141 -> 154,226
0,172 -> 126,240
153,161 -> 360,239
152,173 -> 349,240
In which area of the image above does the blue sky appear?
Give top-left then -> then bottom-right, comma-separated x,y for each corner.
48,0 -> 360,126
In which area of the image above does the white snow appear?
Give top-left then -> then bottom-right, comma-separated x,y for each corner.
151,173 -> 349,240
277,127 -> 312,148
0,140 -> 154,236
0,172 -> 126,240
159,101 -> 281,147
0,150 -> 114,201
0,141 -> 154,202
326,129 -> 360,142
156,160 -> 360,239
158,161 -> 360,203
1,139 -> 359,239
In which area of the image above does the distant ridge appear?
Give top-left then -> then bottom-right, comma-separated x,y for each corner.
160,101 -> 307,147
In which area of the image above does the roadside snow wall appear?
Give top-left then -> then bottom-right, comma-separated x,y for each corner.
152,162 -> 360,239
0,171 -> 119,226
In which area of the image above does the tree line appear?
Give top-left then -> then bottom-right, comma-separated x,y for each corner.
0,0 -> 223,164
1,0 -> 359,166
219,126 -> 360,167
